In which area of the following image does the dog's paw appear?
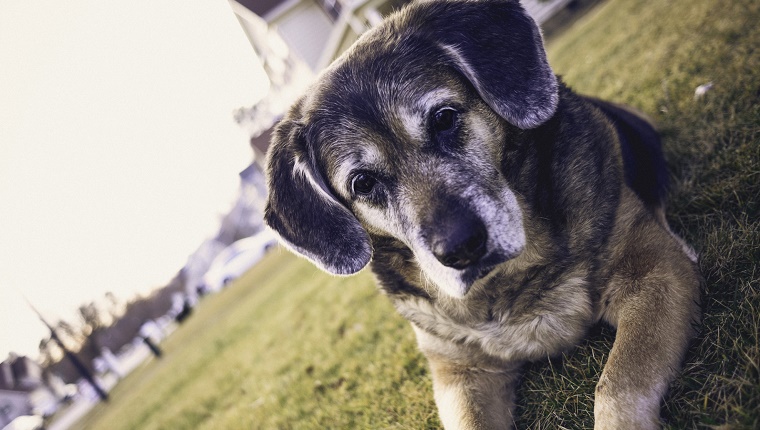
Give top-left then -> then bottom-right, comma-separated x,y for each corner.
594,379 -> 662,430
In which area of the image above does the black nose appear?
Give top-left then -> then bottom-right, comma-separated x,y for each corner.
430,214 -> 488,270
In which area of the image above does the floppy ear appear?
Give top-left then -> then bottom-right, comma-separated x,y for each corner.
420,0 -> 558,129
264,110 -> 372,275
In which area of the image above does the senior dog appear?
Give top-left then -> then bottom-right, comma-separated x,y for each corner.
263,1 -> 701,428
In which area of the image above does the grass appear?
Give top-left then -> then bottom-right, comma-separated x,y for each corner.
76,0 -> 759,428
76,251 -> 439,429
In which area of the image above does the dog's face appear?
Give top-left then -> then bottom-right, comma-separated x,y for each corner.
265,0 -> 559,298
315,67 -> 529,298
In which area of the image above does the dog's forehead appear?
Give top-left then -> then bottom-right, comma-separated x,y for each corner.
314,83 -> 464,182
316,55 -> 454,116
304,22 -> 463,121
294,13 -> 479,184
306,52 -> 466,169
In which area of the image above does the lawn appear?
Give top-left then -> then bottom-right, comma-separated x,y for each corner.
76,0 -> 759,428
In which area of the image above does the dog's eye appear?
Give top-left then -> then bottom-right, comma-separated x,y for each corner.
351,173 -> 377,196
432,108 -> 457,133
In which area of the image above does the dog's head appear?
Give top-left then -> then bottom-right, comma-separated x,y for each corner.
264,0 -> 558,298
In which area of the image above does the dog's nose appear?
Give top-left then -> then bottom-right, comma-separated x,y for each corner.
431,216 -> 488,270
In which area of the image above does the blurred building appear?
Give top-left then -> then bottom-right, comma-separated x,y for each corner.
231,0 -> 408,72
0,355 -> 68,425
181,161 -> 270,294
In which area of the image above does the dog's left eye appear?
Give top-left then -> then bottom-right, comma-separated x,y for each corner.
351,173 -> 377,196
432,108 -> 458,133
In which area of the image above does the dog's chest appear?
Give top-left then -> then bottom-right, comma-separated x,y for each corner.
393,277 -> 594,362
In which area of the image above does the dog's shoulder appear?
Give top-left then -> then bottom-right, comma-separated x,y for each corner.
582,96 -> 669,211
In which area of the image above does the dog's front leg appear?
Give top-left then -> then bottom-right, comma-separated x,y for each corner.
428,358 -> 520,430
595,244 -> 701,429
414,326 -> 520,429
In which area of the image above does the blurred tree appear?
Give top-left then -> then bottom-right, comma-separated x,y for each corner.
56,320 -> 84,348
38,336 -> 63,366
105,291 -> 126,321
78,301 -> 109,336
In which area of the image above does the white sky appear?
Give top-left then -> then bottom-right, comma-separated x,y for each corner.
0,0 -> 270,359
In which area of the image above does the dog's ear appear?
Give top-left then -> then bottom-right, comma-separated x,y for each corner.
264,110 -> 372,275
421,0 -> 558,129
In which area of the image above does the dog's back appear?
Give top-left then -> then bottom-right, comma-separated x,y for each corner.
584,97 -> 669,211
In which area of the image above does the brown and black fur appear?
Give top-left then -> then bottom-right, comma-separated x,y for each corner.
263,1 -> 702,428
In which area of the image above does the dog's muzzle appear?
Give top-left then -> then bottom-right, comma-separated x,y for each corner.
429,210 -> 488,270
420,196 -> 524,296
422,198 -> 495,274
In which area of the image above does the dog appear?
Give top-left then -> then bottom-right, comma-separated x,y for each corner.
263,1 -> 701,428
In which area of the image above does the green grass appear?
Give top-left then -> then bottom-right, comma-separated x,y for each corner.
76,250 -> 439,429
76,0 -> 759,428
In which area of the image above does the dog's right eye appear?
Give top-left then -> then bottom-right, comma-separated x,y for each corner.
432,108 -> 458,134
351,173 -> 377,196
